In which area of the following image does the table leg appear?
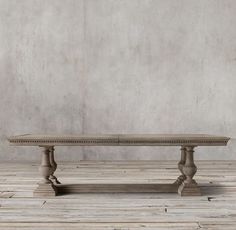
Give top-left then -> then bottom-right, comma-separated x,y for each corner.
178,146 -> 201,196
33,146 -> 57,197
49,146 -> 61,184
174,146 -> 186,185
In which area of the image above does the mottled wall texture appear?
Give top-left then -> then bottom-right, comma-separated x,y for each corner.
0,0 -> 235,162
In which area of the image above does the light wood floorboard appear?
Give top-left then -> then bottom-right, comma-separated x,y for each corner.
0,161 -> 236,229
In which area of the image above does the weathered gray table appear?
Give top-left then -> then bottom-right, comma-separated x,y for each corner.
8,134 -> 230,197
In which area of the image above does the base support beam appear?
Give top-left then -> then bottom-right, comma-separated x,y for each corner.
178,180 -> 201,196
34,183 -> 58,197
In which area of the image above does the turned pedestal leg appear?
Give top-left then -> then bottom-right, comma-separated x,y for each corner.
178,146 -> 201,196
33,146 -> 57,197
174,146 -> 186,185
49,147 -> 61,184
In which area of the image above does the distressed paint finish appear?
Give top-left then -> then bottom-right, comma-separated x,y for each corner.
0,0 -> 236,161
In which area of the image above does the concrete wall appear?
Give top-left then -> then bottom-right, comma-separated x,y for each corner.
0,0 -> 235,162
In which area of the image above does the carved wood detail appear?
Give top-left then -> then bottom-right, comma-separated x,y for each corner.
49,146 -> 61,184
174,146 -> 187,185
33,147 -> 57,197
178,146 -> 201,196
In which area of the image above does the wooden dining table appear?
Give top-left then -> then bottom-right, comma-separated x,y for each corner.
8,134 -> 230,197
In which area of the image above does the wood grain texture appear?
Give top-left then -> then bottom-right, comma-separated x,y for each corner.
0,161 -> 236,229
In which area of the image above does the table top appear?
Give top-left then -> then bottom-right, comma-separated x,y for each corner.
8,134 -> 230,146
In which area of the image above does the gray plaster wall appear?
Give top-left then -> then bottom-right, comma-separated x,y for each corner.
0,0 -> 235,162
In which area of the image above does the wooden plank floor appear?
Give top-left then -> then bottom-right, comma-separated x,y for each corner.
0,161 -> 236,229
